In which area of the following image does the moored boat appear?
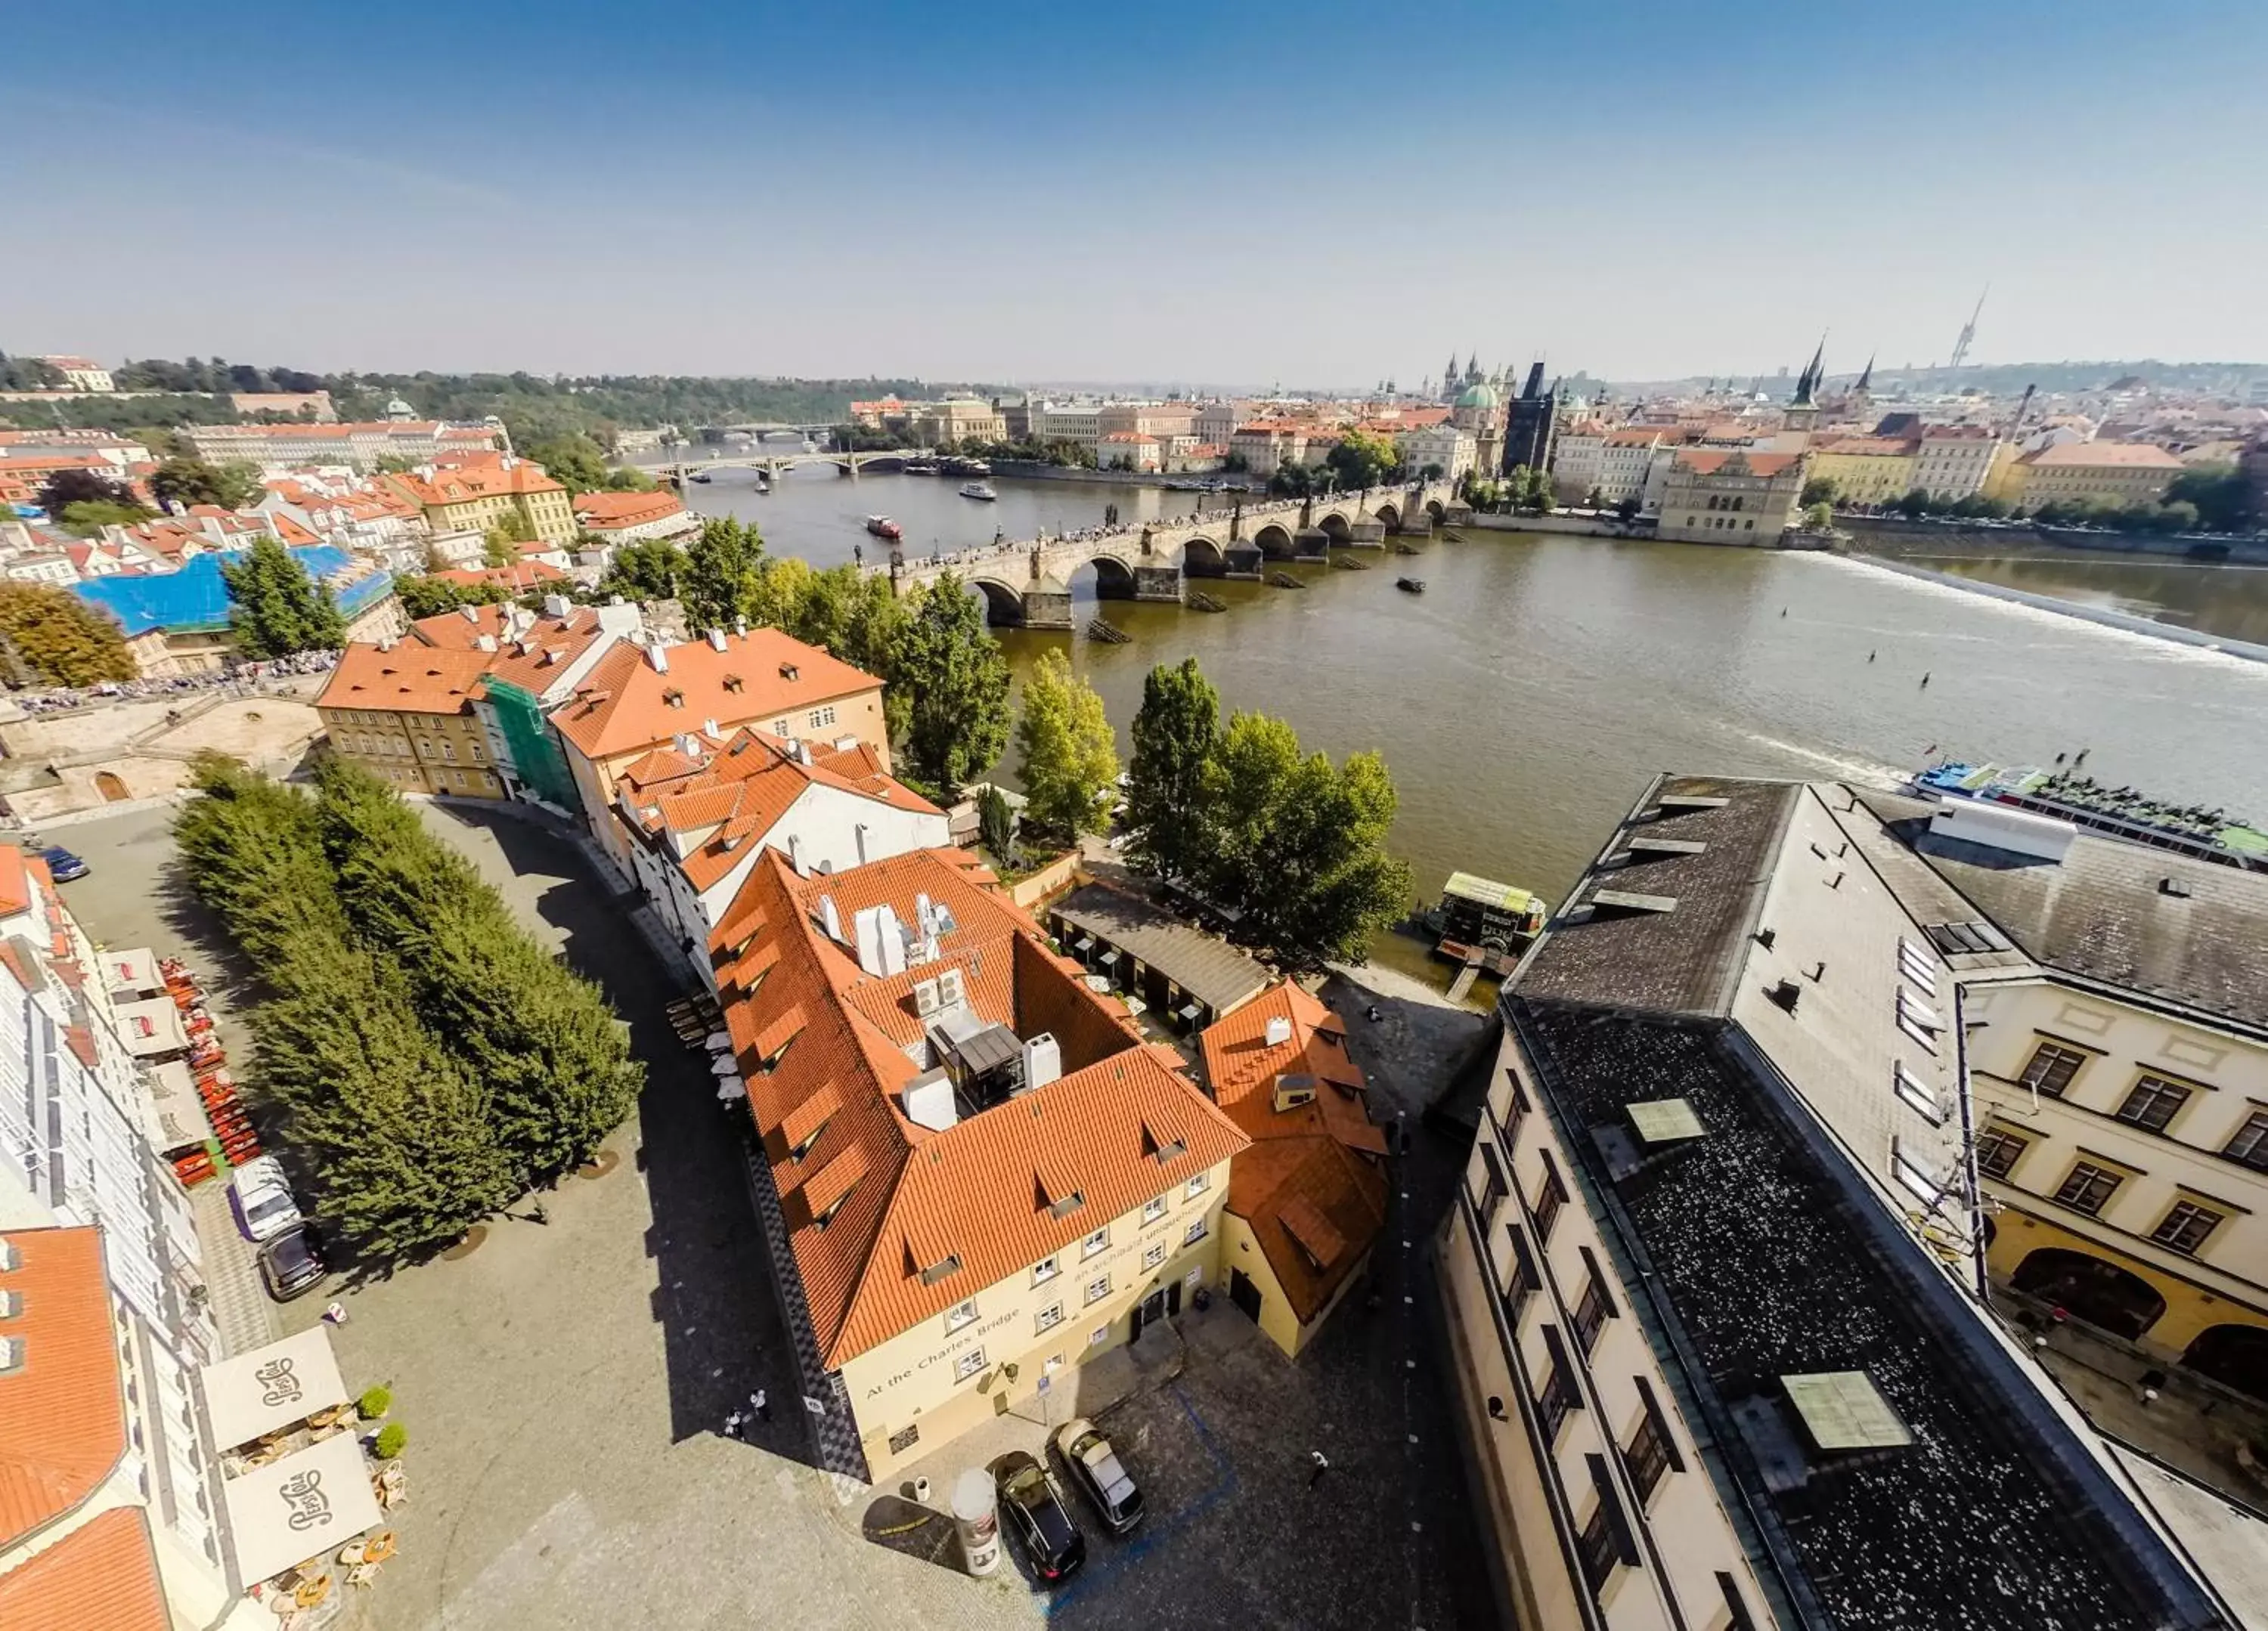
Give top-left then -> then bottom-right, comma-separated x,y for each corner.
1422,871 -> 1546,973
1912,760 -> 2266,871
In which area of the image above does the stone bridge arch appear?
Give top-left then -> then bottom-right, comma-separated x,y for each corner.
1425,497 -> 1448,524
1253,522 -> 1297,558
1086,552 -> 1141,599
967,575 -> 1028,626
1373,500 -> 1402,530
1182,536 -> 1228,577
1316,512 -> 1352,543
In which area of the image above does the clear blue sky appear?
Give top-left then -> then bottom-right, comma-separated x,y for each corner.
5,1 -> 2263,387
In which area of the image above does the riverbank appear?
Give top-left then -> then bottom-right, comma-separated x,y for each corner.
1842,514 -> 2268,564
1844,552 -> 2268,664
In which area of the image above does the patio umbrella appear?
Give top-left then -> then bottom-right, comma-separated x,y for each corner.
705,1030 -> 732,1051
711,1054 -> 740,1075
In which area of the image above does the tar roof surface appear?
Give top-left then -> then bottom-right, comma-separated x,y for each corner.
1514,1001 -> 2216,1631
1052,884 -> 1273,1014
1882,802 -> 2268,1032
1517,775 -> 1798,1017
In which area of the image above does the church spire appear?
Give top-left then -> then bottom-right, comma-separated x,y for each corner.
1854,352 -> 1875,393
1794,335 -> 1826,406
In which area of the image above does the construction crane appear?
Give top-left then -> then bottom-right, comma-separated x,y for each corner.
1949,286 -> 1988,370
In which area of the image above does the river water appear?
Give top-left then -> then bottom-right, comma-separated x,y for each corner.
686,461 -> 2268,996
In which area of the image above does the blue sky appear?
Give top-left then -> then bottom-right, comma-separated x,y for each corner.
4,2 -> 2263,386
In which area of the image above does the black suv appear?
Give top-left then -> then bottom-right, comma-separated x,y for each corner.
991,1450 -> 1086,1584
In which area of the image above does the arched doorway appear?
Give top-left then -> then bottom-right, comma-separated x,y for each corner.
94,771 -> 130,803
1253,523 -> 1296,558
1182,537 -> 1227,579
2181,1324 -> 2268,1402
2009,1247 -> 2167,1340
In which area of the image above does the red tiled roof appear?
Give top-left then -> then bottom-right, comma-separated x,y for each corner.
411,604 -> 611,696
316,642 -> 491,715
1814,436 -> 1919,456
2022,441 -> 2185,470
0,848 -> 31,919
553,630 -> 881,763
572,490 -> 686,529
1672,450 -> 1804,478
712,849 -> 1246,1367
1200,985 -> 1388,1323
0,1227 -> 129,1547
387,455 -> 565,506
0,1506 -> 168,1631
429,562 -> 568,592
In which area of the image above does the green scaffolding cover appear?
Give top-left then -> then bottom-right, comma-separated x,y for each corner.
487,678 -> 576,809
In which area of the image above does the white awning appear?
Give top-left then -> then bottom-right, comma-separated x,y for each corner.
222,1430 -> 384,1587
200,1326 -> 350,1452
104,946 -> 160,996
113,997 -> 188,1058
146,1060 -> 212,1153
711,1054 -> 739,1075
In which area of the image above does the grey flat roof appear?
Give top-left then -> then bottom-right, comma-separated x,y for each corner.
1520,775 -> 1799,1017
1052,884 -> 1272,1014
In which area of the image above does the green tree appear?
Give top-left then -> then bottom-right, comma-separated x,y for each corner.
1015,648 -> 1118,838
1895,487 -> 1932,518
1802,500 -> 1835,531
1269,462 -> 1315,498
978,784 -> 1017,863
220,536 -> 346,657
597,538 -> 692,602
482,507 -> 536,567
1325,427 -> 1402,492
1124,657 -> 1221,884
2166,463 -> 2247,532
603,464 -> 658,491
891,573 -> 1010,800
0,582 -> 137,686
150,456 -> 261,511
56,500 -> 154,536
395,574 -> 507,619
37,468 -> 144,515
1799,475 -> 1839,508
682,515 -> 766,631
522,433 -> 611,492
1201,712 -> 1411,967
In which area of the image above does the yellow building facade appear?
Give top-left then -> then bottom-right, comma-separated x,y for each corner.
1966,977 -> 2268,1375
2010,442 -> 2186,511
1807,435 -> 1920,504
388,456 -> 577,541
315,642 -> 507,799
841,1160 -> 1232,1481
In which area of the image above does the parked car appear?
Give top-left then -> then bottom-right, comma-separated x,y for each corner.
991,1450 -> 1086,1583
37,846 -> 88,881
256,1222 -> 326,1301
230,1155 -> 305,1243
1052,1417 -> 1144,1534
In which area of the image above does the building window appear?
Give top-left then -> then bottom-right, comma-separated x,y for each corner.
2224,1110 -> 2268,1172
954,1348 -> 987,1382
888,1424 -> 919,1455
1625,1378 -> 1683,1504
1576,1498 -> 1621,1595
1499,1068 -> 1531,1145
771,717 -> 790,736
1142,1195 -> 1168,1224
1143,1241 -> 1167,1270
1572,1249 -> 1616,1354
1035,1301 -> 1064,1334
1081,1227 -> 1109,1259
809,706 -> 837,729
1504,1227 -> 1540,1318
944,1299 -> 978,1335
1532,1154 -> 1568,1244
1182,1218 -> 1207,1247
1536,1357 -> 1581,1444
1089,1324 -> 1110,1347
2053,1162 -> 2124,1217
1974,1128 -> 2028,1179
1473,1137 -> 1510,1215
1085,1274 -> 1111,1306
2115,1075 -> 2192,1133
1032,1255 -> 1060,1286
2150,1201 -> 2224,1256
442,740 -> 457,760
1185,1171 -> 1210,1200
2019,1041 -> 2088,1098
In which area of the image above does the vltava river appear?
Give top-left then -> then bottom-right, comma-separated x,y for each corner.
689,463 -> 2268,993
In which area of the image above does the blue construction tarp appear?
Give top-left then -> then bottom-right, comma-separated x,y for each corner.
73,546 -> 393,637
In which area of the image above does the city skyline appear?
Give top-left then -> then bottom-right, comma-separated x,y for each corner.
4,2 -> 2266,382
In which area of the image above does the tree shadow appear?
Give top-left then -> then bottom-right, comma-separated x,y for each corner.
419,803 -> 820,1466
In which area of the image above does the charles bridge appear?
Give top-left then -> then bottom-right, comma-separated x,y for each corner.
881,478 -> 1458,627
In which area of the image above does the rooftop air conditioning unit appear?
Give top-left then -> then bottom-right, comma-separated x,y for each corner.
937,967 -> 967,1010
913,978 -> 942,1018
1263,1014 -> 1293,1048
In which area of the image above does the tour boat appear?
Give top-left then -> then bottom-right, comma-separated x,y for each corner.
1396,577 -> 1425,593
689,471 -> 712,484
905,459 -> 940,475
959,482 -> 998,501
1912,760 -> 2266,871
1421,872 -> 1546,975
865,515 -> 903,540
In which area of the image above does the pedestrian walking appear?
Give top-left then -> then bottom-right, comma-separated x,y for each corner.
725,1408 -> 746,1441
752,1389 -> 771,1425
1308,1450 -> 1330,1489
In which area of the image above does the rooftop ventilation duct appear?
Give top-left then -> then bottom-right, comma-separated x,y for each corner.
1264,1014 -> 1293,1047
903,1067 -> 958,1132
708,628 -> 729,652
1768,979 -> 1801,1013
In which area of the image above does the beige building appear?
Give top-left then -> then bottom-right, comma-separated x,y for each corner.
1031,402 -> 1103,451
181,419 -> 504,471
906,397 -> 1007,447
1439,774 -> 2245,1631
315,641 -> 507,798
1098,403 -> 1195,443
1913,426 -> 2003,500
2008,441 -> 2186,511
385,453 -> 577,542
1654,450 -> 1805,543
711,846 -> 1248,1482
1806,435 -> 1919,504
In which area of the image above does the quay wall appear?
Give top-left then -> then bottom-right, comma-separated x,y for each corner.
1844,554 -> 2268,665
1842,515 -> 2268,565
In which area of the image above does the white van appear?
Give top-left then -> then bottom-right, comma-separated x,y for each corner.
230,1155 -> 305,1243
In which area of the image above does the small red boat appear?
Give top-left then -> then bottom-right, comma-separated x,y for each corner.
863,515 -> 902,540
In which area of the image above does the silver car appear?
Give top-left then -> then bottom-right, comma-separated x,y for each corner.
1052,1417 -> 1144,1535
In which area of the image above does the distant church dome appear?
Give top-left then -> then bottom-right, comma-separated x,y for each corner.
383,396 -> 416,420
1455,379 -> 1501,411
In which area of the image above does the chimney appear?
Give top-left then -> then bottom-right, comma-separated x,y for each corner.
875,904 -> 908,976
853,904 -> 889,976
460,603 -> 481,623
647,642 -> 669,674
817,892 -> 841,939
787,834 -> 807,877
475,633 -> 497,651
903,1068 -> 959,1132
1263,1014 -> 1293,1047
794,740 -> 814,766
702,716 -> 719,738
1021,1033 -> 1062,1094
708,627 -> 729,652
734,614 -> 748,636
856,823 -> 871,866
543,593 -> 570,617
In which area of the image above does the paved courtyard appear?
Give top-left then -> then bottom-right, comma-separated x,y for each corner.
48,802 -> 1493,1631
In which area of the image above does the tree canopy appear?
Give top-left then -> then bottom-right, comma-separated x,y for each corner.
38,468 -> 147,518
0,582 -> 137,686
892,574 -> 1010,800
220,535 -> 346,658
150,456 -> 262,511
682,515 -> 767,632
596,537 -> 691,603
395,574 -> 511,620
1015,648 -> 1119,839
1325,427 -> 1402,491
522,433 -> 657,494
1124,658 -> 1220,883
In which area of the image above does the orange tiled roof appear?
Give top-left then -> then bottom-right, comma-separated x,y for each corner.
1672,450 -> 1803,478
316,642 -> 491,715
1814,436 -> 1918,457
2022,441 -> 2185,470
553,630 -> 881,763
0,1506 -> 167,1631
0,1227 -> 129,1547
411,604 -> 613,695
711,849 -> 1247,1367
1200,985 -> 1389,1323
429,562 -> 568,592
387,454 -> 565,506
572,490 -> 686,529
0,848 -> 31,919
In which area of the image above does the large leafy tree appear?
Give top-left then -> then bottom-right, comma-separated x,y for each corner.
1325,427 -> 1402,491
1201,712 -> 1411,967
596,537 -> 691,602
395,574 -> 510,620
37,468 -> 144,514
891,573 -> 1010,800
1015,648 -> 1118,838
682,515 -> 765,632
150,456 -> 261,511
0,583 -> 137,686
221,535 -> 347,657
1124,657 -> 1220,882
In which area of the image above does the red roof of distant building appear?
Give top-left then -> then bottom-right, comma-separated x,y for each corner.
429,561 -> 569,593
1672,450 -> 1804,478
572,490 -> 686,531
553,629 -> 881,763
